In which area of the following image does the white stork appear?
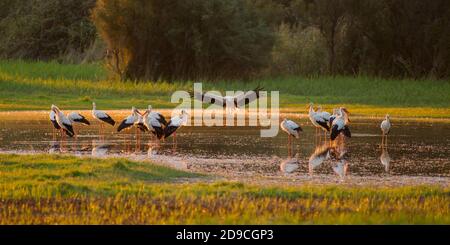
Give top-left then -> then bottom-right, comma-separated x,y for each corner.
317,105 -> 331,121
380,114 -> 391,148
117,107 -> 139,132
330,107 -> 351,141
280,119 -> 303,146
51,105 -> 75,138
164,110 -> 189,142
308,103 -> 330,137
92,102 -> 115,135
143,105 -> 167,140
67,112 -> 90,139
328,108 -> 338,129
49,109 -> 61,139
67,112 -> 90,126
191,86 -> 263,113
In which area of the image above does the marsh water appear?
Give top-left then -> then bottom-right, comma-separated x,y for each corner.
0,111 -> 449,179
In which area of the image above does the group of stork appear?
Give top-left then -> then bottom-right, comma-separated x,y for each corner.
50,99 -> 392,150
281,102 -> 391,148
49,103 -> 188,141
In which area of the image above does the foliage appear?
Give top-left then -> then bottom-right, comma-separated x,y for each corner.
92,0 -> 274,81
0,154 -> 448,224
1,60 -> 450,118
0,0 -> 97,62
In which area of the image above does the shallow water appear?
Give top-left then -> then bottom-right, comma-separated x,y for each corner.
0,111 -> 449,178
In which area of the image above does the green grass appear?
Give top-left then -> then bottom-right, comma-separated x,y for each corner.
0,59 -> 449,117
0,153 -> 449,224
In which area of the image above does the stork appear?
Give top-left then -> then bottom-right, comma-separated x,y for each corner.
191,86 -> 263,114
328,108 -> 338,129
280,118 -> 302,153
49,109 -> 61,140
308,103 -> 330,139
67,112 -> 90,139
117,107 -> 139,132
330,107 -> 351,143
164,110 -> 189,143
92,102 -> 115,136
380,114 -> 391,148
51,105 -> 75,138
143,105 -> 166,140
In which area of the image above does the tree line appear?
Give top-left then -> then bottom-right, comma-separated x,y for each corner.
1,0 -> 449,80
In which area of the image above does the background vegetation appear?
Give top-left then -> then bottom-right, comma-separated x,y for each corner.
1,60 -> 449,118
1,0 -> 449,81
0,154 -> 448,224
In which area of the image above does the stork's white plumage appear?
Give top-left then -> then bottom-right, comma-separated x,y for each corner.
308,103 -> 330,133
328,108 -> 338,128
164,110 -> 188,139
381,114 -> 391,135
330,107 -> 351,141
317,105 -> 331,121
117,107 -> 139,132
143,105 -> 166,140
51,105 -> 75,137
67,112 -> 90,125
92,102 -> 115,127
280,119 -> 302,139
191,86 -> 263,112
49,110 -> 60,129
380,114 -> 391,148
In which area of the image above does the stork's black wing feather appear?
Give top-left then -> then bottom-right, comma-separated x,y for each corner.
156,113 -> 168,126
117,120 -> 133,132
164,125 -> 178,139
62,123 -> 75,137
343,126 -> 351,138
51,119 -> 61,130
152,126 -> 165,139
73,116 -> 90,125
317,120 -> 330,132
330,125 -> 340,140
100,115 -> 115,126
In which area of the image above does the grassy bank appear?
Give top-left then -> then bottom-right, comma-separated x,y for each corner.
0,154 -> 449,224
0,60 -> 449,117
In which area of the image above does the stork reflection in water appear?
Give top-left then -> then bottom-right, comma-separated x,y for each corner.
380,147 -> 391,173
280,153 -> 300,175
308,143 -> 331,176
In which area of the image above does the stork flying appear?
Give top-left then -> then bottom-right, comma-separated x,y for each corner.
191,86 -> 264,113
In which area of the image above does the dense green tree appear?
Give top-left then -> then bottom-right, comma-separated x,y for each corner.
93,0 -> 274,81
0,0 -> 97,61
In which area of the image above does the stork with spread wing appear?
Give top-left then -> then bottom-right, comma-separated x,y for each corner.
190,86 -> 264,111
